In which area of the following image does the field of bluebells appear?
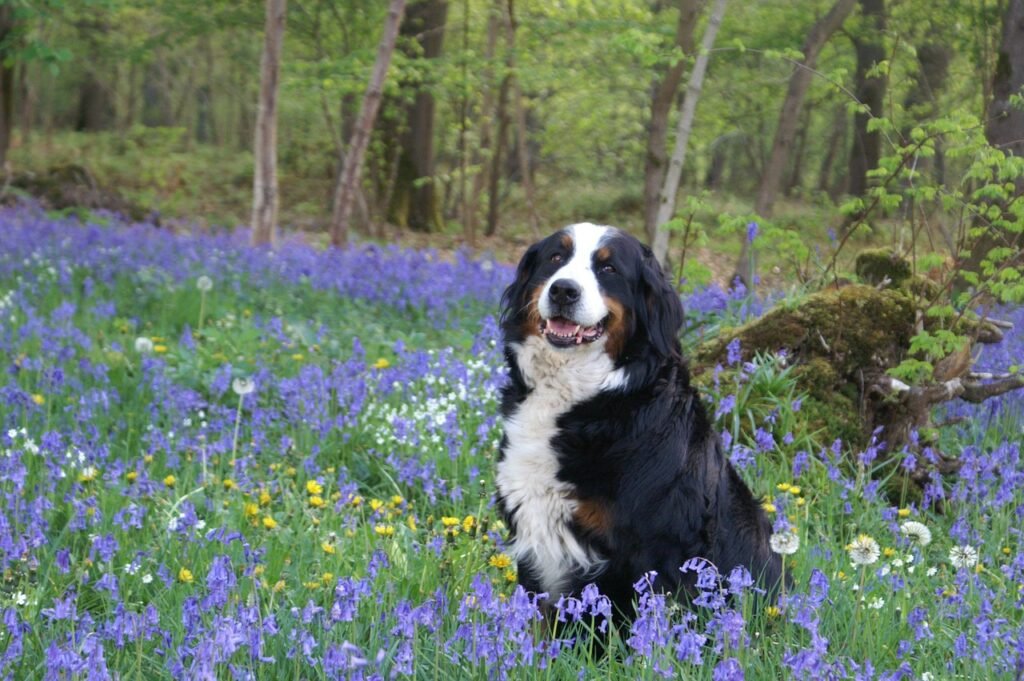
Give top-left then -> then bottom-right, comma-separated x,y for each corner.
1,202 -> 1023,680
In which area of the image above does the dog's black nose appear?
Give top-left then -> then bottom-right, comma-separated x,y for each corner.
548,279 -> 581,306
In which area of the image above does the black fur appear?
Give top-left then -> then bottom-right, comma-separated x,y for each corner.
496,227 -> 782,618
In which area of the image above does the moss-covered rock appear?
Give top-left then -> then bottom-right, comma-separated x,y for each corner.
855,248 -> 913,287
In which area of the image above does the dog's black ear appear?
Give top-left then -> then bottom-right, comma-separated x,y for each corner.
638,246 -> 684,359
500,241 -> 542,328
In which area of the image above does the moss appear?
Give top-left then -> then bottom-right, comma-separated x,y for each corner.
855,248 -> 912,287
902,274 -> 941,300
695,285 -> 916,377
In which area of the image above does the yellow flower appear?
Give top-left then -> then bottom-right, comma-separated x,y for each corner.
244,502 -> 259,519
259,490 -> 272,506
407,516 -> 417,531
349,494 -> 364,507
789,485 -> 802,495
883,547 -> 896,558
286,466 -> 297,477
373,358 -> 390,369
144,454 -> 154,464
504,569 -> 517,583
441,516 -> 460,527
178,567 -> 194,584
462,515 -> 476,533
31,394 -> 45,406
306,480 -> 324,496
262,515 -> 277,530
489,553 -> 512,569
795,497 -> 806,507
762,501 -> 777,513
153,345 -> 167,354
126,471 -> 138,483
369,498 -> 384,512
163,474 -> 176,488
223,478 -> 236,490
374,524 -> 395,537
776,482 -> 791,492
253,565 -> 265,577
291,353 -> 305,361
321,541 -> 336,555
309,495 -> 325,509
765,606 -> 781,618
390,495 -> 405,507
272,579 -> 286,593
897,508 -> 911,518
1004,546 -> 1012,555
321,572 -> 334,585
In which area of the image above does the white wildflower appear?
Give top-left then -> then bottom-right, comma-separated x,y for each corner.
949,545 -> 979,570
848,534 -> 881,566
232,377 -> 255,396
196,275 -> 213,292
899,520 -> 932,547
134,337 -> 154,353
769,531 -> 801,555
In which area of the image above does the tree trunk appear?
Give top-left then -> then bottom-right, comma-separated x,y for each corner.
643,0 -> 703,244
389,0 -> 448,233
330,0 -> 406,247
817,104 -> 847,195
485,71 -> 511,237
466,2 -> 501,242
651,0 -> 728,266
737,0 -> 857,285
0,4 -> 15,167
505,0 -> 540,239
846,0 -> 887,200
962,0 -> 1024,277
251,0 -> 287,247
754,0 -> 856,219
785,102 -> 813,197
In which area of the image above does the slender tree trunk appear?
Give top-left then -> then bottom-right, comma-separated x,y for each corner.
736,0 -> 856,285
755,0 -> 856,218
466,2 -> 501,242
962,0 -> 1024,276
485,71 -> 511,236
644,0 -> 703,244
846,0 -> 887,200
251,0 -> 287,247
651,0 -> 727,265
389,0 -> 448,233
505,0 -> 540,238
785,102 -> 813,197
817,103 -> 847,195
330,0 -> 406,247
0,4 -> 15,167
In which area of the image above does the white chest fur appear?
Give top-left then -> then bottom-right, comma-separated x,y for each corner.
496,335 -> 626,597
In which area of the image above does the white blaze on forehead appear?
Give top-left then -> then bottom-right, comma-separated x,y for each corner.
538,222 -> 612,326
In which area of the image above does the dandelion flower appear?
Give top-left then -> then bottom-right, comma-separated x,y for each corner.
899,520 -> 932,547
848,534 -> 881,566
321,541 -> 336,555
770,531 -> 801,555
309,495 -> 325,508
134,337 -> 154,353
949,545 -> 978,570
196,275 -> 213,292
163,474 -> 176,488
373,358 -> 390,369
762,500 -> 777,513
374,524 -> 395,537
153,345 -> 167,354
232,377 -> 255,396
306,479 -> 323,496
489,553 -> 512,569
262,515 -> 277,530
31,394 -> 45,406
178,567 -> 194,583
897,508 -> 911,518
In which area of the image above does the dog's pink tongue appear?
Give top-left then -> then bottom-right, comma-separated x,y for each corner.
547,318 -> 577,335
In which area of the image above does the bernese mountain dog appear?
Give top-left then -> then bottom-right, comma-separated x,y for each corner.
496,222 -> 782,619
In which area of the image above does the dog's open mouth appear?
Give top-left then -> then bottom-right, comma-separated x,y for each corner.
540,316 -> 606,347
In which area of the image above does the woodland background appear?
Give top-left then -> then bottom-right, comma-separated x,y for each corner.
3,0 -> 1022,285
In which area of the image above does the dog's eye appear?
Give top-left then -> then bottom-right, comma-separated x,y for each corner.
550,253 -> 563,264
600,263 -> 616,274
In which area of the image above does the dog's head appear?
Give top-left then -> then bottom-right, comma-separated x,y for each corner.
501,223 -> 684,371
